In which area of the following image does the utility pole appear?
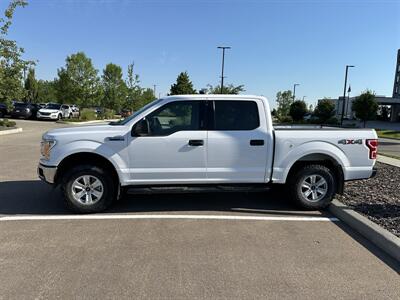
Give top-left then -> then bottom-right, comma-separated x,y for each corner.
217,46 -> 231,94
293,83 -> 299,101
340,65 -> 355,126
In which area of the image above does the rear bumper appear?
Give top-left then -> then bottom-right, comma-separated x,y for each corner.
37,163 -> 57,184
370,167 -> 377,178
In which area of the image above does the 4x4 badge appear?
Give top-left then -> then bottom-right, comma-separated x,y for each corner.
338,139 -> 362,145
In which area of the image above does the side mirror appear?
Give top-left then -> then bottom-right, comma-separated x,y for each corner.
132,118 -> 150,136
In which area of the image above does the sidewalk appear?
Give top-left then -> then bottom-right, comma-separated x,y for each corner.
377,155 -> 400,167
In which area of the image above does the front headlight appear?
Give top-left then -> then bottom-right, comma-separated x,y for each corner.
41,139 -> 57,160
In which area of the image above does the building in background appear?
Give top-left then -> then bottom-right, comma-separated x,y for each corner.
319,49 -> 400,122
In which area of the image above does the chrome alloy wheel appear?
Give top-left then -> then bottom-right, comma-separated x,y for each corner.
71,175 -> 104,205
300,175 -> 328,202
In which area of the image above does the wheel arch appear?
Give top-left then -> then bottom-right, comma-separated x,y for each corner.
55,152 -> 121,188
286,153 -> 345,194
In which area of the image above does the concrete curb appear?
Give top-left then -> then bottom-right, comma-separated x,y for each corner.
0,127 -> 22,136
329,199 -> 400,263
377,155 -> 400,167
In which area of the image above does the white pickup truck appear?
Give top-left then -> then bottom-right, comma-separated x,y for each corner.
38,95 -> 378,213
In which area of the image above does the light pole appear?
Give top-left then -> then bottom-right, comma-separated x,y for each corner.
345,85 -> 351,118
293,83 -> 299,101
218,46 -> 231,94
340,65 -> 354,126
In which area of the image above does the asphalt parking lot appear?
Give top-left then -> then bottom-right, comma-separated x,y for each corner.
0,120 -> 399,299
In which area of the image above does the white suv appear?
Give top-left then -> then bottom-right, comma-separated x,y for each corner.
37,103 -> 72,120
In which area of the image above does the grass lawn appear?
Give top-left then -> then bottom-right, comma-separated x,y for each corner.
376,129 -> 400,140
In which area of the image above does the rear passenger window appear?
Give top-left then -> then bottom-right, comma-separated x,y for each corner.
214,101 -> 259,130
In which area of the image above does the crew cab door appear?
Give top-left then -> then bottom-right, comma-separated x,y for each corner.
206,100 -> 269,182
127,100 -> 207,184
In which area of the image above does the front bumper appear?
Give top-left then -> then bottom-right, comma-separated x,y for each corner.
12,112 -> 31,119
37,114 -> 58,120
38,163 -> 57,184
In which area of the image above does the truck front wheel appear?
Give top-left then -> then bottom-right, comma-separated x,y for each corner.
288,164 -> 336,210
62,165 -> 115,213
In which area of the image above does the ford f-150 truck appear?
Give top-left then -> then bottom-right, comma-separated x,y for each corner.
38,95 -> 378,213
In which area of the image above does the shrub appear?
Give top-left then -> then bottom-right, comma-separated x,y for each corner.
314,99 -> 335,123
0,118 -> 16,128
79,109 -> 97,121
325,117 -> 339,125
289,100 -> 307,121
277,115 -> 293,123
98,109 -> 115,120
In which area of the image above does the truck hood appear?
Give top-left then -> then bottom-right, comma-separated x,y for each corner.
44,124 -> 128,141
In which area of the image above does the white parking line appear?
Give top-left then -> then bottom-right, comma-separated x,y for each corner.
0,214 -> 339,222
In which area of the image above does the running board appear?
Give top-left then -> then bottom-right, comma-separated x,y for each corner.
125,184 -> 272,195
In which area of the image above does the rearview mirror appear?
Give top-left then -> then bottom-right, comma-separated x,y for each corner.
132,118 -> 150,136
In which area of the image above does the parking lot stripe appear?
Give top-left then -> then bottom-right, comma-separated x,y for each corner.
0,214 -> 339,222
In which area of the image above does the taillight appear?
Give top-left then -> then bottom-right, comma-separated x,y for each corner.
366,139 -> 378,159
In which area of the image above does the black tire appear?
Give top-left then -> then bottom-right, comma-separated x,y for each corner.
288,164 -> 336,210
62,164 -> 116,213
58,114 -> 62,120
0,111 -> 4,118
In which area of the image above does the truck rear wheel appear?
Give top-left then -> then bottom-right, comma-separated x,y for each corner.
288,164 -> 336,210
62,165 -> 115,213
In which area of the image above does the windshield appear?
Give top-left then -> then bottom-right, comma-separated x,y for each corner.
14,103 -> 28,108
110,99 -> 163,125
46,103 -> 61,110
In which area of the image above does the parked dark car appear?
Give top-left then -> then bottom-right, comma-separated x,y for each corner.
11,102 -> 39,119
0,103 -> 7,118
120,108 -> 132,118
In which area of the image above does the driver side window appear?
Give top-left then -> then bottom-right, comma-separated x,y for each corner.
145,101 -> 201,136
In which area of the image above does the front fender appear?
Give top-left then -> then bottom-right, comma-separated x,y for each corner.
49,140 -> 129,182
272,141 -> 349,183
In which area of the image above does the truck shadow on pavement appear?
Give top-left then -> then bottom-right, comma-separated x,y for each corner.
1,180 -> 399,273
0,180 -> 326,217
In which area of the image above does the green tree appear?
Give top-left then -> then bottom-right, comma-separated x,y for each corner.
24,68 -> 38,103
205,84 -> 245,94
125,62 -> 142,110
276,90 -> 293,118
54,52 -> 100,107
170,71 -> 196,95
0,0 -> 33,109
101,63 -> 127,112
314,98 -> 335,123
352,90 -> 378,127
289,100 -> 307,121
138,88 -> 156,106
37,80 -> 56,103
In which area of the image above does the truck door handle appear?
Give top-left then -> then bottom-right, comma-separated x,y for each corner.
107,136 -> 125,141
188,140 -> 204,146
250,139 -> 264,146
